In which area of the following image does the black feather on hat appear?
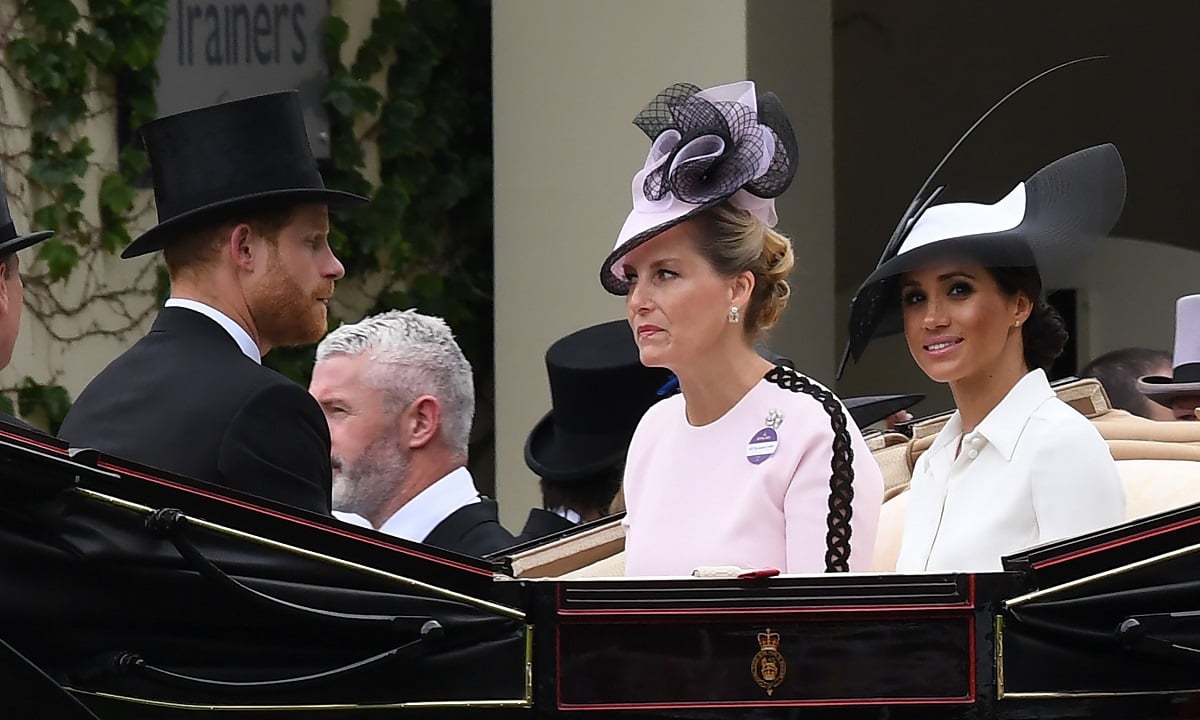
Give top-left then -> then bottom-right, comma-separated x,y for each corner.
837,57 -> 1125,378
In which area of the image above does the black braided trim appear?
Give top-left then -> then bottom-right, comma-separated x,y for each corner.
764,366 -> 856,572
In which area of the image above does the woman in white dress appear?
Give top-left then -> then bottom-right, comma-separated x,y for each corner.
843,144 -> 1128,572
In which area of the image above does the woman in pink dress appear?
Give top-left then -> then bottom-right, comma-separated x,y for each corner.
599,81 -> 884,577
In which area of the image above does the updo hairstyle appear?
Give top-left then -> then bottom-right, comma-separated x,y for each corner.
693,202 -> 795,334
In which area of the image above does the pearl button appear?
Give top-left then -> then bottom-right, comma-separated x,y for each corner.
967,449 -> 979,460
971,436 -> 983,447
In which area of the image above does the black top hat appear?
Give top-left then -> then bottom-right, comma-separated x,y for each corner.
525,320 -> 672,482
0,168 -> 54,257
121,91 -> 367,259
842,143 -> 1126,375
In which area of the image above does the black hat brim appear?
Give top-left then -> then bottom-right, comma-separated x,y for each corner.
0,230 -> 55,257
524,409 -> 635,483
1137,375 -> 1200,409
843,393 -> 924,428
121,187 -> 367,259
601,199 -> 721,295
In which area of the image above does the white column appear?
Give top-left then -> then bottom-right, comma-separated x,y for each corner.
747,0 -> 837,383
492,0 -> 749,529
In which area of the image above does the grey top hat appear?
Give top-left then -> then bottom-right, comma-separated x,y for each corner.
1137,294 -> 1200,408
0,167 -> 54,257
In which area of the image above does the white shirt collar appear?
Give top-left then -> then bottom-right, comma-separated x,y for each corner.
927,368 -> 1055,462
165,298 -> 262,364
332,510 -> 372,528
376,466 -> 481,543
551,506 -> 582,524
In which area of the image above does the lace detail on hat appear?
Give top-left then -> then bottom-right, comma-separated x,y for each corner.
632,83 -> 798,210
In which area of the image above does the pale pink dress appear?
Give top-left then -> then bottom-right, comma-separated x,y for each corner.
622,369 -> 884,576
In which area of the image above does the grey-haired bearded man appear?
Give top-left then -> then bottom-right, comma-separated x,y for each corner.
309,309 -> 515,557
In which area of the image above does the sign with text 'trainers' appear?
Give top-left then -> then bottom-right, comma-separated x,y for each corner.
154,0 -> 331,158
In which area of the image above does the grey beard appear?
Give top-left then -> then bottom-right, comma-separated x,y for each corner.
331,442 -> 410,523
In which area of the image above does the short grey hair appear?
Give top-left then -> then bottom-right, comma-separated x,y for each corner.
316,309 -> 475,455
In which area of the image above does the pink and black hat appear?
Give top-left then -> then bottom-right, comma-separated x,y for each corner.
600,81 -> 799,295
1138,295 -> 1200,408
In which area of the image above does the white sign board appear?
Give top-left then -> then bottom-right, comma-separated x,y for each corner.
155,0 -> 331,158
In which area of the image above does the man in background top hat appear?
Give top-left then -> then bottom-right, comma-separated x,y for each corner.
1137,294 -> 1200,421
514,320 -> 671,544
1083,347 -> 1175,421
310,309 -> 515,557
0,168 -> 56,431
58,91 -> 366,513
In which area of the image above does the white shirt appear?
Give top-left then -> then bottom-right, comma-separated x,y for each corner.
164,298 -> 261,364
333,511 -> 372,528
340,467 -> 481,543
551,506 -> 582,524
896,369 -> 1126,573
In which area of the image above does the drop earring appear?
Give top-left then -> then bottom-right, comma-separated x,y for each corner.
728,306 -> 741,324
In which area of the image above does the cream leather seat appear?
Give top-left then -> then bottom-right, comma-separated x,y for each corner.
871,378 -> 1200,571
515,379 -> 1200,578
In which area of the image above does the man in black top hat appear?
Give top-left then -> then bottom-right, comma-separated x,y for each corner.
515,320 -> 671,543
58,92 -> 366,513
310,309 -> 515,556
0,169 -> 56,431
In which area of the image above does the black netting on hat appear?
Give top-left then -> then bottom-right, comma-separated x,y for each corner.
747,92 -> 798,198
632,83 -> 704,140
632,82 -> 798,207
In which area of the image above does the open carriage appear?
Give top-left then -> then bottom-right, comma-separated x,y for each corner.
4,377 -> 1200,718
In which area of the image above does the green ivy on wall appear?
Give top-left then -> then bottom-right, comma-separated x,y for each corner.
2,0 -> 168,431
10,0 -> 165,271
3,0 -> 494,445
267,0 -> 495,402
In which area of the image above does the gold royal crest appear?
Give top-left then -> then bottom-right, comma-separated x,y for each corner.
750,628 -> 786,696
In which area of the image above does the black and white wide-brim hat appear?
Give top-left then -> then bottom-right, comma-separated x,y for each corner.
1137,294 -> 1200,407
843,143 -> 1126,370
600,81 -> 799,295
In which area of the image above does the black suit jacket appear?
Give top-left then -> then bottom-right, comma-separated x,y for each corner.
513,507 -> 577,545
58,307 -> 332,513
422,500 -> 516,557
